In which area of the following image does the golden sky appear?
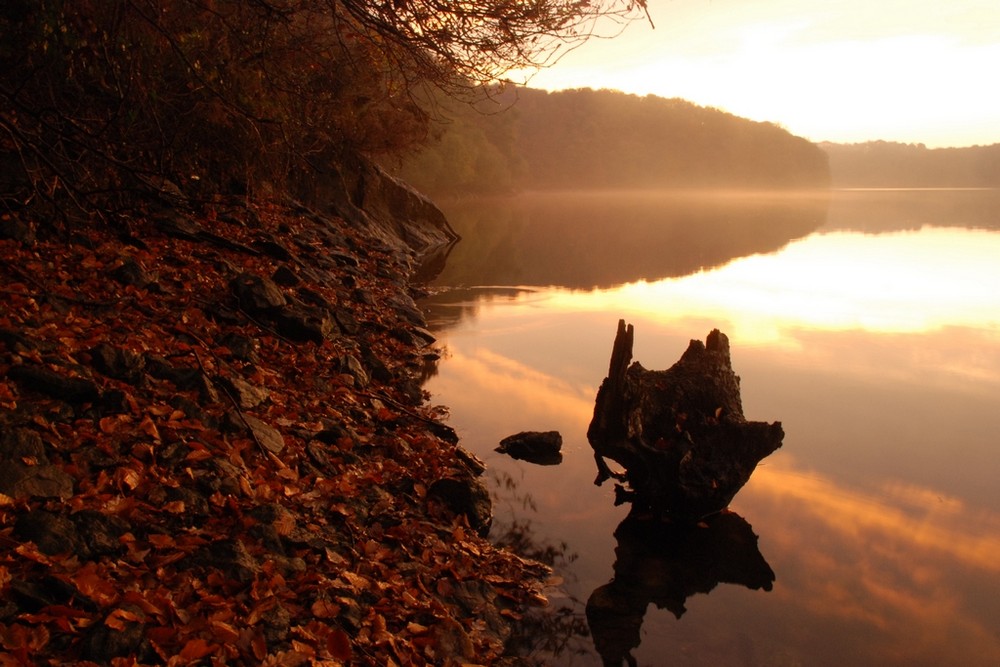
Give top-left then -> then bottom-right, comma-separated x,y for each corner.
519,0 -> 1000,148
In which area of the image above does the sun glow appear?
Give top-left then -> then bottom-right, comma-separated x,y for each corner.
522,0 -> 1000,147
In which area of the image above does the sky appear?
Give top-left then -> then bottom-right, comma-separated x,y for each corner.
516,0 -> 1000,148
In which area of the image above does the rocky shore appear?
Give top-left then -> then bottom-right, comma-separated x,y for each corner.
0,188 -> 549,664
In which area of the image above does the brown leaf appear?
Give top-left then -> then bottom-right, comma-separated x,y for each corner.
208,621 -> 240,644
326,628 -> 352,661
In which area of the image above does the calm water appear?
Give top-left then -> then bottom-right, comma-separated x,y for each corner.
419,189 -> 1000,666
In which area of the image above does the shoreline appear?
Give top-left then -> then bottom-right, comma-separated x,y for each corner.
0,199 -> 547,665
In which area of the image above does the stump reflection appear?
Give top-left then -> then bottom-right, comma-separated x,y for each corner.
586,510 -> 775,667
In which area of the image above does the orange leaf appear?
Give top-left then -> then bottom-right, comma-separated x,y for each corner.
147,533 -> 175,549
162,500 -> 186,514
71,563 -> 119,606
99,416 -> 121,434
139,415 -> 161,440
310,599 -> 340,619
208,621 -> 240,643
179,638 -> 218,660
105,608 -> 143,631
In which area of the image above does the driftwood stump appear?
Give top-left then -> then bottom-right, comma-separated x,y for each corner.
587,320 -> 783,520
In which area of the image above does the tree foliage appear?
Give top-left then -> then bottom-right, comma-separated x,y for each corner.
0,0 -> 648,222
822,141 -> 1000,188
392,87 -> 832,195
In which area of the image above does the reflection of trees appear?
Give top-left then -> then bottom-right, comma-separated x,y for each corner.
428,192 -> 829,290
487,470 -> 595,663
586,509 -> 775,667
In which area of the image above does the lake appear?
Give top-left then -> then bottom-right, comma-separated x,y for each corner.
418,188 -> 1000,666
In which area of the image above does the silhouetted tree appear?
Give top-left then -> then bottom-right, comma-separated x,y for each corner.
0,0 -> 649,222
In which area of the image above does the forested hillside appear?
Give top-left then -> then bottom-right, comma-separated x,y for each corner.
390,87 -> 831,195
822,142 -> 1000,188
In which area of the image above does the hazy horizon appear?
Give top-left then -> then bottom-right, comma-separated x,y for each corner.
515,0 -> 1000,149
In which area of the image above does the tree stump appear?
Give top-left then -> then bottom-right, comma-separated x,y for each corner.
587,320 -> 783,520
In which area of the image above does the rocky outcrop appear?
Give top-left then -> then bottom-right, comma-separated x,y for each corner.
309,151 -> 459,259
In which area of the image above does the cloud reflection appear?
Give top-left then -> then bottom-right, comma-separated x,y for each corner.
548,227 -> 1000,345
738,461 -> 1000,664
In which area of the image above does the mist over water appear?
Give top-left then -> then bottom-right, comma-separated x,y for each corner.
420,188 -> 1000,666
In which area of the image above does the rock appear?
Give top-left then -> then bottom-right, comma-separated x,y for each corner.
272,264 -> 301,286
7,364 -> 101,404
0,427 -> 47,460
454,445 -> 486,475
215,374 -> 270,409
145,354 -> 202,390
218,332 -> 257,361
81,606 -> 146,662
428,476 -> 493,537
111,256 -> 155,288
333,306 -> 360,336
242,414 -> 285,454
273,299 -> 337,343
0,463 -> 75,500
231,272 -> 287,313
314,150 -> 459,256
89,343 -> 146,384
386,293 -> 427,327
14,510 -> 82,555
338,354 -> 369,388
496,431 -> 563,466
587,321 -> 783,520
255,238 -> 294,261
0,429 -> 75,499
72,510 -> 131,558
190,538 -> 259,584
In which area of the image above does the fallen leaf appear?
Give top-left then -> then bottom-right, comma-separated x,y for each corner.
105,608 -> 143,631
139,415 -> 161,440
71,563 -> 119,606
310,599 -> 340,619
179,637 -> 218,660
326,628 -> 352,661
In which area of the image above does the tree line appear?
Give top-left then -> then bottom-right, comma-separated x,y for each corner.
389,87 -> 832,196
822,141 -> 1000,188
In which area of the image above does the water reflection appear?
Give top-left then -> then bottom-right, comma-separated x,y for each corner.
587,510 -> 774,667
419,189 -> 1000,665
429,190 -> 828,289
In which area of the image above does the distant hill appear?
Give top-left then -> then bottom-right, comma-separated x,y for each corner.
390,87 -> 831,196
822,141 -> 1000,188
